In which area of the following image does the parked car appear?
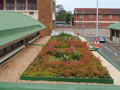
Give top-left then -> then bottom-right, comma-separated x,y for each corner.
97,36 -> 106,43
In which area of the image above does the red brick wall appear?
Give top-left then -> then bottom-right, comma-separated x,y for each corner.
74,14 -> 120,29
37,0 -> 56,36
75,14 -> 120,21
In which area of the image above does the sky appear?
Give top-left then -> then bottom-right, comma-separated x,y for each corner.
56,0 -> 120,12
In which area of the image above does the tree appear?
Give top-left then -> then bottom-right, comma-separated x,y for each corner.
56,4 -> 67,21
56,4 -> 64,13
66,13 -> 74,24
56,4 -> 74,24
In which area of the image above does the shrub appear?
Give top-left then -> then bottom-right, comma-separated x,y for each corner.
24,33 -> 110,79
72,52 -> 82,60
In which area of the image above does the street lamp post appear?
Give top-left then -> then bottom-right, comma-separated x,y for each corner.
75,13 -> 77,35
96,0 -> 99,37
82,11 -> 85,33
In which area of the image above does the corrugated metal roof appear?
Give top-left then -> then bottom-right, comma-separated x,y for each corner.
108,23 -> 120,30
74,8 -> 120,15
0,11 -> 42,31
0,11 -> 45,46
0,82 -> 120,90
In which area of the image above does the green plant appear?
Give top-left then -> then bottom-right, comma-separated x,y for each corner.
72,52 -> 82,60
24,33 -> 111,79
61,54 -> 71,61
54,50 -> 64,58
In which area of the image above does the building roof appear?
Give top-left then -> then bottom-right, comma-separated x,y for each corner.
108,23 -> 120,30
0,11 -> 43,31
74,8 -> 120,15
0,82 -> 120,90
0,11 -> 45,47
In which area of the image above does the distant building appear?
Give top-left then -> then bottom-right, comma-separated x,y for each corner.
74,8 -> 120,29
108,23 -> 120,45
68,11 -> 72,14
0,0 -> 56,35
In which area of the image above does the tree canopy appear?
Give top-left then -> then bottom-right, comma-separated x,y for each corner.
56,4 -> 74,24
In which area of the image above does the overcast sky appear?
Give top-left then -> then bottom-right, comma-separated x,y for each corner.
56,0 -> 120,12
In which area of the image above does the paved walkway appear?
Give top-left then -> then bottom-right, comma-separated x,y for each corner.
79,36 -> 120,85
0,36 -> 51,82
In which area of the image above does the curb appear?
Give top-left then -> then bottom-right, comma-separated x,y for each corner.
20,75 -> 113,84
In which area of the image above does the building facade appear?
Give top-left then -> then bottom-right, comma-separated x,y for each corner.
108,23 -> 120,45
0,0 -> 56,35
74,8 -> 120,29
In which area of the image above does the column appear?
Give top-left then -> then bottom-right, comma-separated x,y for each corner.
110,29 -> 112,40
3,0 -> 6,10
25,0 -> 28,10
15,0 -> 17,10
119,31 -> 120,45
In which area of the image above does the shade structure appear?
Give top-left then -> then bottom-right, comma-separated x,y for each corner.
107,23 -> 120,30
0,11 -> 45,47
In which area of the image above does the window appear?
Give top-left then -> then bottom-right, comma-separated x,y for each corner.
99,15 -> 103,19
116,31 -> 119,38
112,30 -> 115,36
13,43 -> 18,49
29,12 -> 34,15
99,22 -> 102,25
90,22 -> 94,25
0,0 -> 3,10
6,0 -> 14,10
17,0 -> 25,10
37,32 -> 39,35
79,22 -> 82,24
5,46 -> 12,53
79,15 -> 83,18
0,49 -> 5,57
28,0 -> 36,10
109,15 -> 112,19
90,15 -> 93,19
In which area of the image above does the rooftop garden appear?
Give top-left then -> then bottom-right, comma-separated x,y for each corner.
23,33 -> 110,79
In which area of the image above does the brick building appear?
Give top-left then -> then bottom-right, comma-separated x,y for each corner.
0,0 -> 56,35
74,8 -> 120,29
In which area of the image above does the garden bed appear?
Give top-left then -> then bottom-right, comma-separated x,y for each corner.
21,33 -> 113,84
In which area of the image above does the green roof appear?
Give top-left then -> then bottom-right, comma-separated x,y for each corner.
0,11 -> 45,46
107,23 -> 120,30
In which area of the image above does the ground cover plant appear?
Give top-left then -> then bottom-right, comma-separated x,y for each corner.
24,32 -> 110,79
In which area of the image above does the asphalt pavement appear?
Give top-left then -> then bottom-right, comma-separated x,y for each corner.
85,37 -> 120,67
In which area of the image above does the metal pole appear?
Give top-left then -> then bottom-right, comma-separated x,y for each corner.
83,11 -> 85,30
75,14 -> 77,35
96,0 -> 99,37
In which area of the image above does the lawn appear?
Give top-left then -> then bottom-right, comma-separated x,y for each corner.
23,33 -> 110,79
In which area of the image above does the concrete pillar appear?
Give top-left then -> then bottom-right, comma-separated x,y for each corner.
119,31 -> 120,45
3,0 -> 6,10
14,0 -> 17,10
25,0 -> 28,10
110,29 -> 112,40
